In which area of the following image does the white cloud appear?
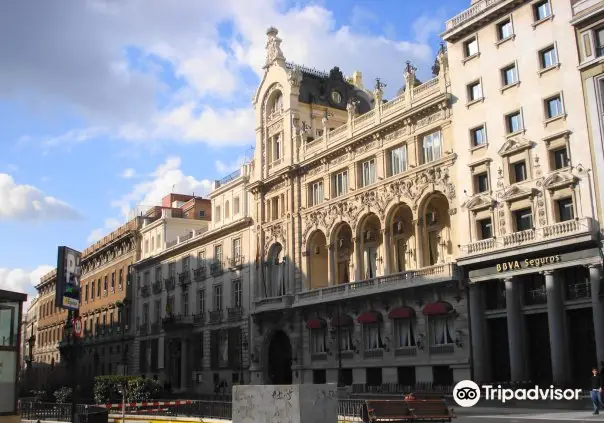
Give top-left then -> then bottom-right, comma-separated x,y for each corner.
3,0 -> 442,148
121,168 -> 136,179
110,156 -> 212,220
86,217 -> 122,244
0,265 -> 53,310
0,173 -> 80,221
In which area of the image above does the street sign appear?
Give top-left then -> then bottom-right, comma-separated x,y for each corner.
73,316 -> 83,338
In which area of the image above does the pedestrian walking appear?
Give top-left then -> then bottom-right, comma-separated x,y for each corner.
591,368 -> 602,415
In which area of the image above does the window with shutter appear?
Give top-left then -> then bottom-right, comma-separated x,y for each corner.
210,330 -> 219,369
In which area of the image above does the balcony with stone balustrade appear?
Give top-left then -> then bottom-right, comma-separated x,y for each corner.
252,263 -> 458,313
443,0 -> 520,42
459,217 -> 598,263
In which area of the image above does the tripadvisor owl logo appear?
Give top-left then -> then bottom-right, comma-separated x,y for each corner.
453,380 -> 481,407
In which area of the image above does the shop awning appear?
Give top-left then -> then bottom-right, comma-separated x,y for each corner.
422,301 -> 453,316
330,314 -> 354,327
356,310 -> 383,324
306,319 -> 326,329
388,307 -> 415,319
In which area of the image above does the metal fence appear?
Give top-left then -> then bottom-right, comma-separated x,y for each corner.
18,401 -> 108,422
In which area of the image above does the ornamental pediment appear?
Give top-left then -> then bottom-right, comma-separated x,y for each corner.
542,171 -> 577,190
498,137 -> 533,157
500,185 -> 534,202
463,194 -> 495,211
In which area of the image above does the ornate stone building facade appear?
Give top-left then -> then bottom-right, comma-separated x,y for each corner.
444,0 -> 602,389
248,28 -> 469,388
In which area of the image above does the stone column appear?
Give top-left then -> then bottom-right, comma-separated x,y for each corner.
382,228 -> 391,275
353,237 -> 362,281
327,244 -> 336,286
469,283 -> 490,382
505,277 -> 527,381
413,219 -> 423,269
590,264 -> 604,364
544,270 -> 568,385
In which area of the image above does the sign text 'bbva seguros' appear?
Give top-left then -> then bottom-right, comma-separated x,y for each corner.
496,255 -> 561,272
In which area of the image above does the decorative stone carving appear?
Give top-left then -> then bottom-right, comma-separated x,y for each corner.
264,223 -> 286,255
500,185 -> 533,202
415,110 -> 443,129
534,154 -> 542,178
307,165 -> 325,177
268,120 -> 283,136
330,154 -> 349,166
498,137 -> 532,156
496,167 -> 504,189
463,194 -> 494,211
355,139 -> 378,154
536,191 -> 547,226
287,66 -> 302,87
264,27 -> 285,68
383,128 -> 406,142
542,171 -> 577,191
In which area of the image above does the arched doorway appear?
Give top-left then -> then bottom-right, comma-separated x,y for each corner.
267,330 -> 292,384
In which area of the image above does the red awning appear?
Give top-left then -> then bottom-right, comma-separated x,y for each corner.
330,314 -> 353,327
388,307 -> 415,319
422,301 -> 453,316
356,311 -> 383,324
306,319 -> 326,329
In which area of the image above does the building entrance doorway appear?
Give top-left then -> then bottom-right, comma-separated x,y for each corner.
268,330 -> 292,384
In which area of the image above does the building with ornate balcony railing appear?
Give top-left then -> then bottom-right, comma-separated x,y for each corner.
444,0 -> 603,390
132,177 -> 253,394
245,27 -> 469,389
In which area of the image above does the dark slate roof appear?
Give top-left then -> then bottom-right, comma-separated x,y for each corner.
286,62 -> 373,114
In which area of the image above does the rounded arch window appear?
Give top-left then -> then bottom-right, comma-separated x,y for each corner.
268,91 -> 283,116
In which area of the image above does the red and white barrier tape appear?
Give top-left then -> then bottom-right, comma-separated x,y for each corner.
101,400 -> 192,409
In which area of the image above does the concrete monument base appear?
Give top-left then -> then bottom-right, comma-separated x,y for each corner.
232,383 -> 338,423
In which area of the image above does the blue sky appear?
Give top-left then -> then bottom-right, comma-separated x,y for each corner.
0,0 -> 469,300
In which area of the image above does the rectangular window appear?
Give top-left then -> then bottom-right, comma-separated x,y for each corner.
198,250 -> 206,265
91,281 -> 95,299
333,170 -> 348,197
214,245 -> 223,263
215,206 -> 221,222
167,295 -> 174,315
467,80 -> 483,101
430,317 -> 454,345
183,256 -> 190,272
234,197 -> 240,214
273,134 -> 282,160
233,238 -> 241,261
534,0 -> 551,21
394,319 -> 416,348
475,172 -> 489,193
97,279 -> 101,297
310,329 -> 327,354
390,145 -> 408,176
464,37 -> 478,57
198,290 -> 205,316
422,130 -> 442,163
271,197 -> 279,220
497,19 -> 513,40
154,300 -> 161,322
540,46 -> 557,68
545,95 -> 563,119
557,198 -> 574,222
104,276 -> 108,293
119,269 -> 123,289
363,323 -> 382,350
502,64 -> 518,86
213,285 -> 222,310
361,159 -> 376,187
155,266 -> 162,282
142,303 -> 149,325
505,111 -> 522,134
232,279 -> 242,308
514,208 -> 533,232
553,147 -> 568,170
596,28 -> 604,57
471,126 -> 486,147
111,272 -> 115,290
478,218 -> 493,240
182,291 -> 189,316
310,180 -> 324,206
512,161 -> 527,183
